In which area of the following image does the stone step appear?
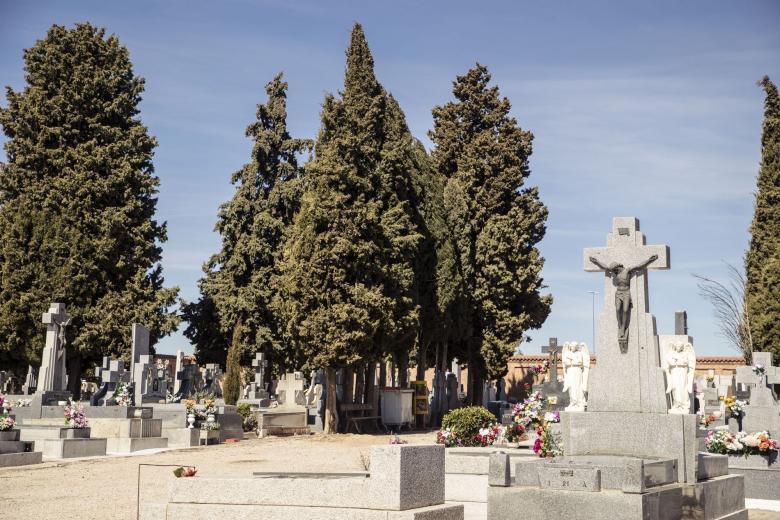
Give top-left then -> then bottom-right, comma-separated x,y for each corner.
42,438 -> 107,459
0,451 -> 42,468
107,436 -> 168,453
0,440 -> 29,454
162,428 -> 199,448
160,503 -> 463,520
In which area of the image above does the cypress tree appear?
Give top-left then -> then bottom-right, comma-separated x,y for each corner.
746,76 -> 780,360
0,23 -> 179,389
185,73 -> 311,370
223,320 -> 243,405
275,24 -> 423,431
429,64 -> 551,402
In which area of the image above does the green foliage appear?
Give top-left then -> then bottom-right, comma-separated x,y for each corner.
275,24 -> 423,370
429,64 -> 551,383
746,76 -> 780,360
0,23 -> 179,377
236,403 -> 252,418
223,322 -> 242,405
440,406 -> 496,446
184,72 -> 311,370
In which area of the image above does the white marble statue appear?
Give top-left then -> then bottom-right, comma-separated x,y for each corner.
664,341 -> 696,414
562,341 -> 590,411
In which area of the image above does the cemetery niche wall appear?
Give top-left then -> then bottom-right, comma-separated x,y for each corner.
486,217 -> 747,520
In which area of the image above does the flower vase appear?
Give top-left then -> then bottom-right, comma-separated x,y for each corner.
206,414 -> 215,425
187,413 -> 195,429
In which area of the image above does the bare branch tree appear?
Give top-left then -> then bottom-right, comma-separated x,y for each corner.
693,263 -> 753,363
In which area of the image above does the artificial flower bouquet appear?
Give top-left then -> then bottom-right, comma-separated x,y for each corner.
0,394 -> 14,431
705,430 -> 778,457
63,398 -> 88,428
113,382 -> 131,407
724,396 -> 746,418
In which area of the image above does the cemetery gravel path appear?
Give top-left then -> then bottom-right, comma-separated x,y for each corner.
0,431 -> 778,519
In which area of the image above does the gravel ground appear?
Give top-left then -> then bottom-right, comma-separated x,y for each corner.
1,431 -> 778,519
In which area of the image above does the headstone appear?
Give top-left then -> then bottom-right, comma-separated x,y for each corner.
174,361 -> 195,400
736,351 -> 780,433
276,372 -> 306,407
203,363 -> 223,397
541,337 -> 561,382
31,303 -> 72,414
251,352 -> 269,399
133,354 -> 166,404
583,217 -> 670,413
674,311 -> 688,335
22,365 -> 37,395
173,350 -> 184,395
445,372 -> 460,411
130,323 -> 150,374
90,356 -> 130,406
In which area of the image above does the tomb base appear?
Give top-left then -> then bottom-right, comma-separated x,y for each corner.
42,437 -> 107,458
0,451 -> 42,468
728,449 -> 780,500
107,436 -> 168,453
160,503 -> 463,519
162,427 -> 200,448
741,407 -> 780,433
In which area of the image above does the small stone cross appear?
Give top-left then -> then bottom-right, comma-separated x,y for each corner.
252,352 -> 268,391
541,338 -> 561,382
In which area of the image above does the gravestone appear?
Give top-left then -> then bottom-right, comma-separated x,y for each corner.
22,365 -> 37,395
134,354 -> 167,404
736,352 -> 780,433
130,324 -> 150,374
251,352 -> 269,399
675,310 -> 688,335
31,303 -> 72,415
276,372 -> 306,407
173,362 -> 195,400
173,351 -> 184,395
90,357 -> 130,406
486,217 -> 746,520
658,310 -> 696,415
583,217 -> 670,413
535,337 -> 569,410
203,363 -> 223,397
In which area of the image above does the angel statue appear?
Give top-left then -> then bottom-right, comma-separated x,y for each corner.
562,341 -> 591,411
664,341 -> 696,414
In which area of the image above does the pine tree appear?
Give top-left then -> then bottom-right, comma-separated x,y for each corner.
746,76 -> 780,360
0,23 -> 179,389
185,73 -> 311,370
223,321 -> 243,405
275,24 -> 423,431
429,64 -> 551,401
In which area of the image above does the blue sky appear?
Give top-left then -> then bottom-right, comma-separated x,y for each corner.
1,1 -> 778,357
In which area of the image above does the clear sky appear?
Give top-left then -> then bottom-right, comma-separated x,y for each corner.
1,1 -> 779,358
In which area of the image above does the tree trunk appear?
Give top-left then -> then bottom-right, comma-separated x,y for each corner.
398,352 -> 409,388
344,367 -> 354,405
415,340 -> 428,381
324,367 -> 339,434
66,354 -> 82,400
365,363 -> 376,408
379,361 -> 386,389
354,364 -> 365,404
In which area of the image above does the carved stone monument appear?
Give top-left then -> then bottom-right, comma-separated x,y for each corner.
583,217 -> 669,413
735,351 -> 780,433
487,217 -> 746,520
30,303 -> 72,415
562,341 -> 590,412
663,341 -> 696,414
251,352 -> 269,400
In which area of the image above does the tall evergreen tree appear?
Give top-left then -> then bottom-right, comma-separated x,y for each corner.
184,73 -> 311,370
746,76 -> 780,360
275,24 -> 423,431
429,64 -> 551,402
0,23 -> 179,390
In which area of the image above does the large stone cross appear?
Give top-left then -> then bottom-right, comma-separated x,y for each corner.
38,303 -> 72,393
583,217 -> 671,413
540,337 -> 561,382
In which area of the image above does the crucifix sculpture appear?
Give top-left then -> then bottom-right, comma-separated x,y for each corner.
541,337 -> 561,382
589,254 -> 658,352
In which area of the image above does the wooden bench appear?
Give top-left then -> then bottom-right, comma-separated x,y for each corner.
346,415 -> 382,434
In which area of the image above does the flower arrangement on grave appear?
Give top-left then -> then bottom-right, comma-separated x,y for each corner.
705,430 -> 778,457
165,391 -> 177,404
173,466 -> 197,478
533,423 -> 562,458
512,391 -> 548,430
436,406 -> 499,448
12,399 -> 31,408
752,364 -> 766,377
0,395 -> 14,431
698,414 -> 717,429
724,396 -> 746,418
203,398 -> 217,415
529,361 -> 550,376
502,422 -> 526,443
113,382 -> 131,407
705,375 -> 715,384
184,399 -> 196,412
63,398 -> 88,428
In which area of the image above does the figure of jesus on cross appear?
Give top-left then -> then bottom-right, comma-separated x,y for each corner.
589,254 -> 658,352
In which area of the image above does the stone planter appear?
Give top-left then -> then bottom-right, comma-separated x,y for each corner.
60,427 -> 91,439
0,430 -> 20,441
728,450 -> 778,469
